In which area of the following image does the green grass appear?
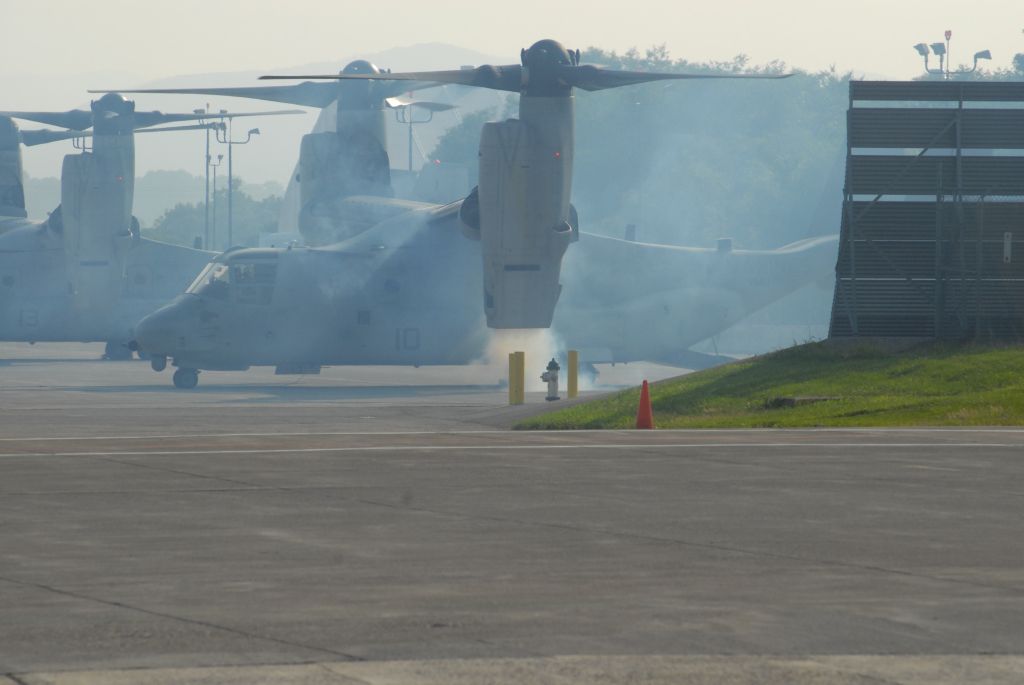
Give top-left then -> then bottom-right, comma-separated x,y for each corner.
516,340 -> 1024,429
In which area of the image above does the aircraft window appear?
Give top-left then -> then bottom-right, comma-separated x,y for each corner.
187,263 -> 230,300
232,262 -> 277,285
187,263 -> 215,292
232,262 -> 277,305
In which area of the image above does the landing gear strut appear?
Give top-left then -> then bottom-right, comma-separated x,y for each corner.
172,368 -> 199,389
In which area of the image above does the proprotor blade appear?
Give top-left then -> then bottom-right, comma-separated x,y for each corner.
19,128 -> 91,146
384,97 -> 456,112
261,65 -> 524,93
131,109 -> 304,129
89,83 -> 339,108
556,65 -> 793,91
132,122 -> 226,135
0,110 -> 94,130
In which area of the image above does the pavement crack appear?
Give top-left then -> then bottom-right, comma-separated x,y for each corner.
0,574 -> 364,663
317,663 -> 376,684
89,454 -> 268,490
344,495 -> 1024,597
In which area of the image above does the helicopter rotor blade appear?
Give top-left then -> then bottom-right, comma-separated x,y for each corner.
89,83 -> 339,108
131,109 -> 303,129
19,128 -> 91,146
132,122 -> 226,134
261,65 -> 524,93
384,97 -> 456,112
0,110 -> 94,130
555,65 -> 793,91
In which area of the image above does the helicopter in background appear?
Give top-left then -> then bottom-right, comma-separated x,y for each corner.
95,61 -> 456,247
0,94 -> 300,359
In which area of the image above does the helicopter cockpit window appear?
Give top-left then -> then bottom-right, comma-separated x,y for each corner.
231,262 -> 277,305
186,262 -> 230,300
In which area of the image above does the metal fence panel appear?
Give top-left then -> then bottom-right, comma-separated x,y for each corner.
830,81 -> 1024,340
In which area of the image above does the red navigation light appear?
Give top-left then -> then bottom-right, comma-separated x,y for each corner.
945,30 -> 952,41
554,151 -> 561,159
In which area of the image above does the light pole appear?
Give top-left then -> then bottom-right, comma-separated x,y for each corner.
394,96 -> 449,171
209,154 -> 223,250
193,104 -> 212,249
215,112 -> 260,248
913,31 -> 991,79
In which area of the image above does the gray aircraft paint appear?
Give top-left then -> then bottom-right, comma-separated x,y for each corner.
264,39 -> 792,329
0,99 -> 292,352
134,196 -> 836,383
0,118 -> 27,219
132,40 -> 835,386
96,63 -> 454,247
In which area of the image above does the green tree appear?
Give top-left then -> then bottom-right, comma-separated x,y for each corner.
145,178 -> 282,250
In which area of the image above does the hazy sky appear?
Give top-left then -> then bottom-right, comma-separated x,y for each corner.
3,0 -> 1022,184
5,0 -> 1021,82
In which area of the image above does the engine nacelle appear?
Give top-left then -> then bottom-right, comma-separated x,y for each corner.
60,134 -> 135,337
476,118 -> 577,328
0,117 -> 26,219
298,130 -> 392,245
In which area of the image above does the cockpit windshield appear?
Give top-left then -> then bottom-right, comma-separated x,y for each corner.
186,262 -> 231,299
185,260 -> 277,304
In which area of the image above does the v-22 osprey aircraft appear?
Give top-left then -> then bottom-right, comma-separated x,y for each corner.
129,40 -> 835,389
0,95 -> 299,358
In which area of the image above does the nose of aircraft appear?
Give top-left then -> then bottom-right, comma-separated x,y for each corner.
134,301 -> 190,356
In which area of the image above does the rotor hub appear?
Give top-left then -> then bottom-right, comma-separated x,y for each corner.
520,39 -> 579,96
92,92 -> 134,116
522,40 -> 575,69
342,60 -> 382,75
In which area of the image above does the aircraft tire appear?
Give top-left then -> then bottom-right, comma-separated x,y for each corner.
172,368 -> 199,389
103,341 -> 132,361
151,356 -> 168,372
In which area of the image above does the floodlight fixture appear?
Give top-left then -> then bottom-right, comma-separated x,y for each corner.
913,43 -> 929,57
930,42 -> 946,56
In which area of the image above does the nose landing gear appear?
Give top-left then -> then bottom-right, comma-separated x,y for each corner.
172,367 -> 199,389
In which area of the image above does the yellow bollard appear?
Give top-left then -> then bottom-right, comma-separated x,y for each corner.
567,350 -> 579,399
515,351 -> 525,404
508,351 -> 525,405
508,352 -> 516,405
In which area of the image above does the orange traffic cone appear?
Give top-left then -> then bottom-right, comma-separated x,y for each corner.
635,379 -> 654,429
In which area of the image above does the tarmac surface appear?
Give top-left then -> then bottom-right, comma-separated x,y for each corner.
2,344 -> 1024,683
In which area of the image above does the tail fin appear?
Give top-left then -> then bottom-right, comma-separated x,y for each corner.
0,117 -> 27,218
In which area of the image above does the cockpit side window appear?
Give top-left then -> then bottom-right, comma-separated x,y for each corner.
231,262 -> 277,305
186,259 -> 276,304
